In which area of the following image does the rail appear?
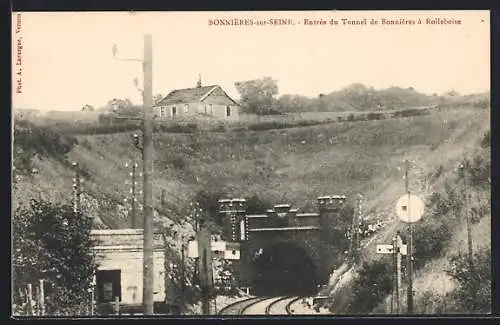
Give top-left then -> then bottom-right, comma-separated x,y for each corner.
218,296 -> 269,315
264,296 -> 294,314
285,296 -> 303,314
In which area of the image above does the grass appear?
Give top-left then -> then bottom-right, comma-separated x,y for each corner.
14,107 -> 488,224
13,104 -> 490,314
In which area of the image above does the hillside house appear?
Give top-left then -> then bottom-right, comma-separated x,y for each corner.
155,80 -> 240,121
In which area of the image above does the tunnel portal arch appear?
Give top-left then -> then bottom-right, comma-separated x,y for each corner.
250,241 -> 319,296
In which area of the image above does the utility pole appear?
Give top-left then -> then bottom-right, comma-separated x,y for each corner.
404,160 -> 414,314
72,162 -> 81,214
461,160 -> 474,272
112,34 -> 154,314
180,237 -> 186,314
39,279 -> 45,316
348,194 -> 362,265
142,33 -> 155,315
125,162 -> 140,228
197,218 -> 214,315
131,162 -> 137,228
393,233 -> 403,314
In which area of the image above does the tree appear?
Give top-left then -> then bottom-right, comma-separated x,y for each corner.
153,94 -> 164,106
13,199 -> 98,315
101,98 -> 142,117
105,98 -> 133,111
277,94 -> 312,113
81,104 -> 94,112
234,77 -> 280,115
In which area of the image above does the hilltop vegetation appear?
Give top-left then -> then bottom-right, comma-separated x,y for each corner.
234,78 -> 488,114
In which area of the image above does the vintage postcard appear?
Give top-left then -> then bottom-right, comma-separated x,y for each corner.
12,10 -> 491,317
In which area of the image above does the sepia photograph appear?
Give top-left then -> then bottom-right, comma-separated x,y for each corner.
11,10 -> 491,317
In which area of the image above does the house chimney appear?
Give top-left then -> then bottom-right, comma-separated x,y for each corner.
197,74 -> 202,88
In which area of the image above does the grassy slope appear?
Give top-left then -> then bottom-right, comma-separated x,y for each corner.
13,106 -> 489,310
325,108 -> 490,314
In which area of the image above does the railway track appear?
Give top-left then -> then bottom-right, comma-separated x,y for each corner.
266,296 -> 303,315
219,296 -> 304,316
218,296 -> 270,315
284,296 -> 303,314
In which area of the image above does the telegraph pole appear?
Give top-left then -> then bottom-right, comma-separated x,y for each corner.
198,222 -> 213,315
72,162 -> 81,213
393,233 -> 403,314
404,160 -> 414,314
125,162 -> 140,228
131,162 -> 137,228
142,33 -> 155,315
460,160 -> 474,273
348,194 -> 362,265
111,34 -> 155,314
180,237 -> 186,314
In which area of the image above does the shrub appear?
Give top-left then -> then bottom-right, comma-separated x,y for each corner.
412,217 -> 453,269
171,155 -> 188,170
246,194 -> 273,214
473,100 -> 489,109
446,247 -> 491,313
366,112 -> 383,121
346,260 -> 393,314
13,120 -> 78,172
480,130 -> 490,148
467,154 -> 490,189
355,114 -> 367,121
193,189 -> 227,226
210,124 -> 227,132
247,121 -> 288,131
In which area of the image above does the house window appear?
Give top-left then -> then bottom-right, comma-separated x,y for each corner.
204,105 -> 208,115
160,106 -> 166,118
209,104 -> 213,116
226,106 -> 231,117
172,106 -> 177,117
184,104 -> 189,115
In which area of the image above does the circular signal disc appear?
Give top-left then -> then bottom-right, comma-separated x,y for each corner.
395,194 -> 424,223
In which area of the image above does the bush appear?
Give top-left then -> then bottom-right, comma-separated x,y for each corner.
13,120 -> 78,172
411,184 -> 463,269
480,130 -> 490,148
158,123 -> 199,133
366,112 -> 384,121
246,194 -> 273,214
446,247 -> 491,313
473,100 -> 489,109
193,189 -> 227,226
467,154 -> 490,189
355,114 -> 367,121
346,260 -> 393,314
170,155 -> 188,170
412,218 -> 453,269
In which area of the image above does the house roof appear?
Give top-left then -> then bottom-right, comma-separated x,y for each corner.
156,85 -> 239,106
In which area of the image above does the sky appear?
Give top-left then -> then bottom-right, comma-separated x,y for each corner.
12,10 -> 490,111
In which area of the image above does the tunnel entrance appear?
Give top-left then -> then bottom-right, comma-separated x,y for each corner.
251,242 -> 318,296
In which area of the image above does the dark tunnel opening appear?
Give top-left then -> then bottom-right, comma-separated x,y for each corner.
251,242 -> 318,296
